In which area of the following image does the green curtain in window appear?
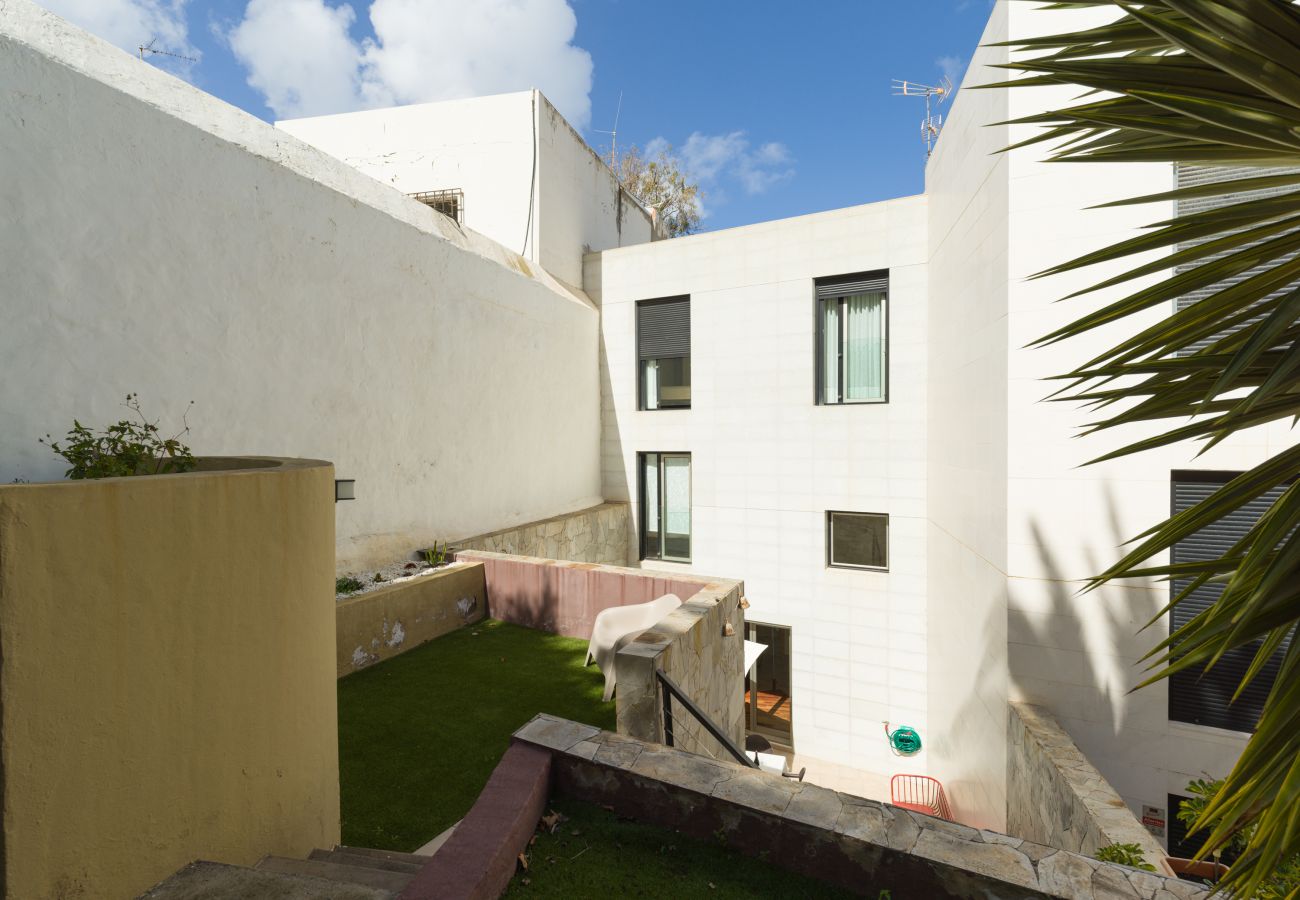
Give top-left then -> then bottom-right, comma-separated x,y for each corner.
844,292 -> 884,401
822,299 -> 840,403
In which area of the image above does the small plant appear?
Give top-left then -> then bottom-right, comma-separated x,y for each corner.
336,576 -> 364,595
422,542 -> 449,568
1094,843 -> 1155,871
373,572 -> 385,583
40,394 -> 195,479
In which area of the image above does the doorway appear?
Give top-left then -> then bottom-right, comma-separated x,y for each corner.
745,622 -> 793,745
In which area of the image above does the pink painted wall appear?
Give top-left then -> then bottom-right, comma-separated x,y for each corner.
455,551 -> 704,638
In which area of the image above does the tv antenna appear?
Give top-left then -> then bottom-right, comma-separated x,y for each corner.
892,77 -> 953,157
137,38 -> 197,64
593,90 -> 623,167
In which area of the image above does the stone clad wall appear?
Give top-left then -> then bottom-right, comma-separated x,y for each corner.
515,715 -> 1207,900
615,578 -> 746,761
456,502 -> 629,566
1007,702 -> 1171,874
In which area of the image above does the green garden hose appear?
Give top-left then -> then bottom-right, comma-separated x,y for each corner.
885,722 -> 922,755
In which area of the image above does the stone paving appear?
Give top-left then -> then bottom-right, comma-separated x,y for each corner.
514,714 -> 1208,900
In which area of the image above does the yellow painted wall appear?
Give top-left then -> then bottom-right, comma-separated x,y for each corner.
336,563 -> 487,678
0,458 -> 339,900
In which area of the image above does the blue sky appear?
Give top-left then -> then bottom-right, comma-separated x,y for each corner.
44,0 -> 994,232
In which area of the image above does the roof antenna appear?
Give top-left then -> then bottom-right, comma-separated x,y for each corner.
891,77 -> 953,158
137,38 -> 197,64
593,91 -> 624,167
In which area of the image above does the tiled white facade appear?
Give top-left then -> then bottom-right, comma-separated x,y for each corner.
584,198 -> 931,783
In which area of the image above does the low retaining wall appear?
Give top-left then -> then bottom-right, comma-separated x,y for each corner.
400,742 -> 551,900
516,715 -> 1206,900
1007,702 -> 1171,875
455,502 -> 630,566
453,550 -> 704,638
336,562 -> 488,677
0,457 -> 339,900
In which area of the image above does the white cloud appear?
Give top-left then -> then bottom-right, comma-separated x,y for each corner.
40,0 -> 195,67
676,130 -> 795,202
936,54 -> 966,89
228,0 -> 363,120
227,0 -> 594,126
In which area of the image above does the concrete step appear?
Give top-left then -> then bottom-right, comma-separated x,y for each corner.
137,860 -> 398,899
255,856 -> 415,893
309,848 -> 425,874
334,845 -> 434,866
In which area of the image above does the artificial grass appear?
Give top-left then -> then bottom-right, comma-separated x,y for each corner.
337,618 -> 615,851
502,799 -> 860,899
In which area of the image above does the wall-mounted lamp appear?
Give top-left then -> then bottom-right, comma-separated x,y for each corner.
739,596 -> 750,610
722,623 -> 736,637
335,479 -> 356,502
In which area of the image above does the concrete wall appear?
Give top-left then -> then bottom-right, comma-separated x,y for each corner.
336,562 -> 487,677
456,550 -> 706,639
585,198 -> 930,781
0,459 -> 338,900
455,501 -> 630,566
1007,703 -> 1170,874
278,90 -> 653,291
0,3 -> 603,573
921,1 -> 1011,830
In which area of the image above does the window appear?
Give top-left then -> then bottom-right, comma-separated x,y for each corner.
816,272 -> 887,404
827,511 -> 888,570
640,453 -> 691,561
1169,471 -> 1291,731
746,623 -> 793,744
637,297 -> 690,409
411,189 -> 464,225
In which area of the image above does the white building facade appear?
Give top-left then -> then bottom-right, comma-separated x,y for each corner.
4,0 -> 1296,851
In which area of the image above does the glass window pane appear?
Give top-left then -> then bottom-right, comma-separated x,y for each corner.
821,298 -> 839,404
829,512 -> 887,569
640,359 -> 659,410
663,455 -> 691,560
654,357 -> 690,408
746,623 -> 792,740
843,292 -> 885,401
642,454 -> 660,558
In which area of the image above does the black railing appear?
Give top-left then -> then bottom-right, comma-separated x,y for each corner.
655,669 -> 757,769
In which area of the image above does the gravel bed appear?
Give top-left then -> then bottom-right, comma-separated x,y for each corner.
335,558 -> 464,601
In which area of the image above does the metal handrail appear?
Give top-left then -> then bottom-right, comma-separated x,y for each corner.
655,669 -> 757,769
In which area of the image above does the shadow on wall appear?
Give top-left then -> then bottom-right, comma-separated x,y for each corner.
597,302 -> 636,564
1011,482 -> 1163,741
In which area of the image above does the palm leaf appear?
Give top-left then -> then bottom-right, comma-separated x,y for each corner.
997,2 -> 1300,895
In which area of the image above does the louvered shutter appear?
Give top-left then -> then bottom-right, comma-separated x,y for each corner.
1174,164 -> 1300,354
1168,474 -> 1291,731
637,297 -> 690,360
815,273 -> 888,300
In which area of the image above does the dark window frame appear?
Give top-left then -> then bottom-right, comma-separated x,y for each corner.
638,451 -> 692,563
814,270 -> 890,406
636,296 -> 692,412
826,510 -> 889,571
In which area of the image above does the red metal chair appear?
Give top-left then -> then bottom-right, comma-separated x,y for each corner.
890,774 -> 953,821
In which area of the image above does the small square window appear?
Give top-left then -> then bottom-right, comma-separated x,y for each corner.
827,511 -> 888,570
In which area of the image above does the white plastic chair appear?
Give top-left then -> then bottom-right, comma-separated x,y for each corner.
586,593 -> 682,701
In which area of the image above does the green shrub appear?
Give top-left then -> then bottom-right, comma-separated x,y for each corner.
1094,843 -> 1155,871
41,394 -> 195,479
336,576 -> 364,595
1176,778 -> 1300,896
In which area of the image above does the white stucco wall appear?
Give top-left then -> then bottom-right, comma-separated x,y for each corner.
0,1 -> 602,572
277,92 -> 539,261
278,90 -> 652,291
922,0 -> 1011,831
585,198 -> 930,785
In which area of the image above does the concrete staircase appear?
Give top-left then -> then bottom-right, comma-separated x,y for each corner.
139,846 -> 428,899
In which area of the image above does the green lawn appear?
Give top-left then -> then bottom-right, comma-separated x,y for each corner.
503,799 -> 859,899
337,618 -> 615,851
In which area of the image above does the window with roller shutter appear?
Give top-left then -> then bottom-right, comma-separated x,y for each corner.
1168,471 -> 1292,732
